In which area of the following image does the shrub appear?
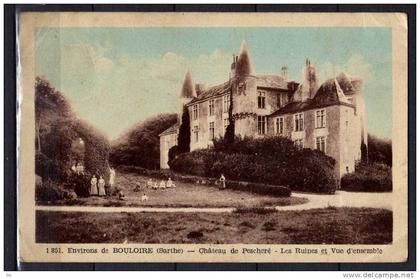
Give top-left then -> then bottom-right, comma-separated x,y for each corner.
170,137 -> 338,194
227,181 -> 291,197
368,134 -> 392,166
168,145 -> 181,164
341,162 -> 392,192
35,180 -> 67,202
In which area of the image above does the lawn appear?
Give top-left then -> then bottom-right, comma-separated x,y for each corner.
39,171 -> 307,208
36,207 -> 392,244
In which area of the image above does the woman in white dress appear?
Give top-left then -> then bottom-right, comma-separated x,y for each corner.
90,175 -> 98,196
98,176 -> 106,196
219,174 -> 226,190
109,168 -> 116,187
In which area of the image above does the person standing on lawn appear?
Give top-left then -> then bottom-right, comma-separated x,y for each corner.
219,174 -> 226,190
109,167 -> 116,188
90,175 -> 98,196
98,176 -> 106,196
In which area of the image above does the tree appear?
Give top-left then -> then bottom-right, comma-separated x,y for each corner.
110,113 -> 178,169
224,85 -> 235,145
178,105 -> 191,153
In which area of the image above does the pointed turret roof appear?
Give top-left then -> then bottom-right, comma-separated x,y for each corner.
180,71 -> 197,99
235,40 -> 253,76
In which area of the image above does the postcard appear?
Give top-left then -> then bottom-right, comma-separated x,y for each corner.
17,12 -> 408,263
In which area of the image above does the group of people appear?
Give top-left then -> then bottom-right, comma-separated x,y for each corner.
146,177 -> 176,190
90,175 -> 106,196
86,167 -> 116,197
71,162 -> 85,175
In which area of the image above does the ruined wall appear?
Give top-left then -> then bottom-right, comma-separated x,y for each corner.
160,132 -> 178,169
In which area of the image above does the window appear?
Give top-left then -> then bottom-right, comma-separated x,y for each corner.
276,93 -> 282,108
294,139 -> 304,149
223,118 -> 229,131
193,104 -> 199,120
193,125 -> 199,142
275,117 -> 284,135
257,116 -> 267,135
316,136 -> 326,153
294,113 -> 304,131
315,109 -> 326,128
208,99 -> 215,116
258,91 -> 266,109
223,95 -> 230,113
209,122 -> 215,140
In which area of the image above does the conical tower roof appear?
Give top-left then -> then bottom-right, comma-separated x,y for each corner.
235,40 -> 253,76
180,70 -> 197,99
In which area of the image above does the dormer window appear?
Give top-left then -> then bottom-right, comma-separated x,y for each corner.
258,91 -> 266,109
276,93 -> 282,108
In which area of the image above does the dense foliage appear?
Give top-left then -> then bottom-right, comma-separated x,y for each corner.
169,136 -> 338,194
224,90 -> 235,144
110,113 -> 178,170
368,134 -> 392,166
341,162 -> 392,192
35,77 -> 111,198
178,105 -> 190,153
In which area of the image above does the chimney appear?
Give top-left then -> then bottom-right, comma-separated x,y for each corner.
281,66 -> 288,80
195,83 -> 207,96
302,58 -> 319,100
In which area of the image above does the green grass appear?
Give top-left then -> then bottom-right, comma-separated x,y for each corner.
38,171 -> 307,208
36,207 -> 392,244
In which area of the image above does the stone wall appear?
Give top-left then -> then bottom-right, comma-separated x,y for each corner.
160,132 -> 177,169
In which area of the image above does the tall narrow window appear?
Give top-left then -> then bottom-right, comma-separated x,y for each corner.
316,136 -> 326,153
209,122 -> 215,140
223,95 -> 230,113
276,117 -> 284,135
258,91 -> 266,109
193,125 -> 199,142
315,109 -> 326,128
294,113 -> 304,131
257,116 -> 267,135
193,104 -> 198,120
276,93 -> 282,108
208,99 -> 215,116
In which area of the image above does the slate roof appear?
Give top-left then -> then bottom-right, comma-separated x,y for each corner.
270,77 -> 354,117
159,123 -> 180,136
188,74 -> 290,105
188,81 -> 231,104
256,75 -> 288,90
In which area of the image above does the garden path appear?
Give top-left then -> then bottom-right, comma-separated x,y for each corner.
35,191 -> 392,213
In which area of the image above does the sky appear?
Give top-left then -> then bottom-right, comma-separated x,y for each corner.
35,27 -> 392,140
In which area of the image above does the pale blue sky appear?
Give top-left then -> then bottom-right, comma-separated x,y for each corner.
35,27 -> 392,140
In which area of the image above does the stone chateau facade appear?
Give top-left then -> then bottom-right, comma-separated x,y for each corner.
160,41 -> 367,178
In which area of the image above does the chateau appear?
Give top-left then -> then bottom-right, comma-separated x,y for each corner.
160,41 -> 367,178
